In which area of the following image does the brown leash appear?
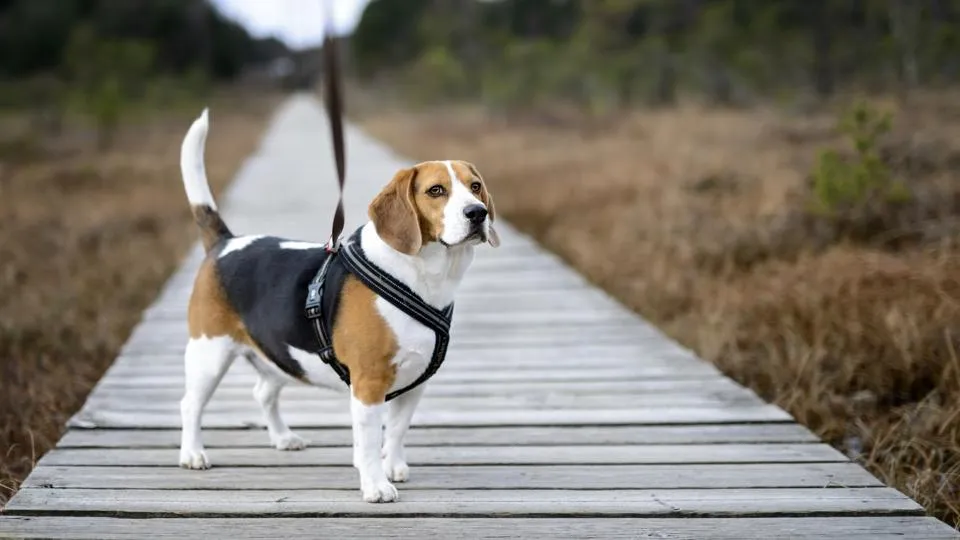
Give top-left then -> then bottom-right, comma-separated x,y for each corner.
322,29 -> 346,252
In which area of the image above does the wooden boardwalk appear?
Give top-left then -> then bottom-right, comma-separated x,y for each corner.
1,94 -> 956,539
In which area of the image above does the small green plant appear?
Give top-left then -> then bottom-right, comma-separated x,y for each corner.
64,25 -> 155,150
811,101 -> 909,213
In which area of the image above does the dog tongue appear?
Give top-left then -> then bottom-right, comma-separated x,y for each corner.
487,225 -> 501,248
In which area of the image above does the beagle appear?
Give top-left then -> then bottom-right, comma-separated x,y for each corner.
176,110 -> 498,503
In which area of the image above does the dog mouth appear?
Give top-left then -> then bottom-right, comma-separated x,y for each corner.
440,228 -> 486,248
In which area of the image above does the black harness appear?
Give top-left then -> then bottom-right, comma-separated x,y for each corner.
303,228 -> 455,402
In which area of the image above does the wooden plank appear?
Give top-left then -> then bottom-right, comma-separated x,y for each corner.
91,368 -> 725,387
85,378 -> 749,399
83,393 -> 765,414
22,463 -> 883,491
92,370 -> 720,391
126,318 -> 653,336
3,488 -> 923,517
21,462 -> 884,491
68,405 -> 793,429
108,344 -> 701,367
2,516 -> 957,540
119,327 -> 658,348
101,355 -> 714,377
118,333 -> 677,354
56,424 -> 820,448
39,443 -> 846,467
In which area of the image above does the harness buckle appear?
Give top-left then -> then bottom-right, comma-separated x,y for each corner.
304,282 -> 323,319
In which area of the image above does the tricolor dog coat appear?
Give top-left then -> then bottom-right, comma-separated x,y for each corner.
176,109 -> 499,503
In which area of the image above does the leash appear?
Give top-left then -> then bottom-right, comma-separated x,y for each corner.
322,13 -> 346,252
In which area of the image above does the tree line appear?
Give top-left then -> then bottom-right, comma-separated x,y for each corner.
0,0 -> 290,148
348,0 -> 960,109
0,0 -> 287,80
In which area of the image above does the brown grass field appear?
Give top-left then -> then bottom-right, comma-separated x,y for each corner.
3,85 -> 960,528
360,93 -> 960,527
0,90 -> 280,505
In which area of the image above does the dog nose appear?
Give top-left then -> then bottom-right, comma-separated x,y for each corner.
464,204 -> 488,224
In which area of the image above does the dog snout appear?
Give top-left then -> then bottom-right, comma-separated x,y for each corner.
464,204 -> 488,225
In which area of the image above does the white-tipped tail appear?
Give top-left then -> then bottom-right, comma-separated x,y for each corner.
180,108 -> 217,210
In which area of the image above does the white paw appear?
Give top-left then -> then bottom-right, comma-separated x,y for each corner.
383,457 -> 409,483
272,432 -> 307,451
361,478 -> 399,503
179,447 -> 211,470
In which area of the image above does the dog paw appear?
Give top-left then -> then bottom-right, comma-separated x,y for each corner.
361,478 -> 399,503
272,432 -> 307,451
383,457 -> 409,483
179,448 -> 211,470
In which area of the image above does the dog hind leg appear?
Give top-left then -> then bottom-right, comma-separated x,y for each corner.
252,366 -> 307,450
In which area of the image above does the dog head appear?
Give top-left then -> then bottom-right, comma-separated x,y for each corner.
369,160 -> 499,255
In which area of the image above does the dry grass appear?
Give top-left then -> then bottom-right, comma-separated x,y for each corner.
0,89 -> 280,505
361,92 -> 960,527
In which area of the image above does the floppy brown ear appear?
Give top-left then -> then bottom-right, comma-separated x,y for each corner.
369,166 -> 422,255
465,161 -> 500,248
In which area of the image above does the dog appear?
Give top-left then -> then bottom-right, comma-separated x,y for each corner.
176,109 -> 498,502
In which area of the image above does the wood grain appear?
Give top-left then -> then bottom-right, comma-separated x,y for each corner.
22,463 -> 882,490
2,516 -> 956,540
3,488 -> 924,517
56,424 -> 819,448
39,443 -> 846,467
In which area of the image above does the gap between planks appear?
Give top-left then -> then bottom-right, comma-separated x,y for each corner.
1,516 -> 957,540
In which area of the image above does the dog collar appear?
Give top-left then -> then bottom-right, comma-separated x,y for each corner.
304,228 -> 454,402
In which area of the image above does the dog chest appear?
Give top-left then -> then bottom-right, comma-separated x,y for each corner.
375,297 -> 437,387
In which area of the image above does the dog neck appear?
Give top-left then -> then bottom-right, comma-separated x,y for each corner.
360,222 -> 474,309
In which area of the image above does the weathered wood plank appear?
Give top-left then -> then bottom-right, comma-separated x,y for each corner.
144,288 -> 633,314
22,463 -> 883,491
142,304 -> 639,323
119,333 -> 679,353
125,320 -> 654,338
21,462 -> 884,492
3,488 -> 923,517
68,405 -> 793,429
83,393 -> 765,414
100,357 -> 716,378
85,378 -> 748,399
39,443 -> 846,467
2,516 -> 956,540
56,424 -> 819,448
91,367 -> 725,387
110,340 -> 704,369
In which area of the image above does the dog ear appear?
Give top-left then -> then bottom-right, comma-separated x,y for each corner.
369,166 -> 422,255
464,162 -> 500,248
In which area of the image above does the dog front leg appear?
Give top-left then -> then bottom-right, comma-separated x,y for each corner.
350,391 -> 398,503
382,384 -> 426,482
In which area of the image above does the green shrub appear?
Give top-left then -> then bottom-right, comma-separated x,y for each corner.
64,24 -> 156,149
811,101 -> 909,213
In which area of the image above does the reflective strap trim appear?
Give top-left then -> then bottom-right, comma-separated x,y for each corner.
303,229 -> 455,402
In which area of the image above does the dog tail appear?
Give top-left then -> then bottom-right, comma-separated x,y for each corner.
181,108 -> 232,252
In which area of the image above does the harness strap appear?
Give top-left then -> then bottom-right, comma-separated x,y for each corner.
304,254 -> 350,385
304,230 -> 454,401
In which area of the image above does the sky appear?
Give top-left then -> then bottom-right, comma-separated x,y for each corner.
211,0 -> 373,50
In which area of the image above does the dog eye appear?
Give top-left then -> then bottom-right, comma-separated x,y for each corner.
470,182 -> 482,193
427,185 -> 446,197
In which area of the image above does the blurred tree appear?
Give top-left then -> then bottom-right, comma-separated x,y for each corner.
346,0 -> 960,108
